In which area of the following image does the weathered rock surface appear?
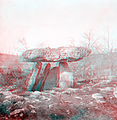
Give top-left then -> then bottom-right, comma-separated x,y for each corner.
22,47 -> 91,62
0,82 -> 117,120
43,66 -> 59,90
1,52 -> 117,119
21,47 -> 91,91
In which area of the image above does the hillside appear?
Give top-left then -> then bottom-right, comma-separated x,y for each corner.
0,52 -> 117,119
0,52 -> 117,88
69,52 -> 117,86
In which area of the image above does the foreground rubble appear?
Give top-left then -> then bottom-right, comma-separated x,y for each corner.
1,52 -> 117,119
0,85 -> 117,120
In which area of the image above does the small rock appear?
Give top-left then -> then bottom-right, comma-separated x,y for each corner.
92,93 -> 106,103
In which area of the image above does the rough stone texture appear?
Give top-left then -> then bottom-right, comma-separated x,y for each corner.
43,66 -> 59,90
0,80 -> 117,120
21,47 -> 91,91
22,47 -> 91,62
1,52 -> 117,119
59,62 -> 73,88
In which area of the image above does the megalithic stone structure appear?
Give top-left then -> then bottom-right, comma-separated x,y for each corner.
43,66 -> 60,90
37,63 -> 51,91
58,62 -> 73,88
21,47 -> 91,91
27,62 -> 42,91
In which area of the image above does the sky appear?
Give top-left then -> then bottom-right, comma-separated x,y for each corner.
0,0 -> 117,54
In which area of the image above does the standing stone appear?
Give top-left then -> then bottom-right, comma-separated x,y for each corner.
21,47 -> 91,91
43,66 -> 59,90
58,62 -> 73,88
40,63 -> 51,91
33,63 -> 51,91
27,62 -> 42,91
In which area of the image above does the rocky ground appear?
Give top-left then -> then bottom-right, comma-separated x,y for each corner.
1,53 -> 117,119
0,78 -> 117,120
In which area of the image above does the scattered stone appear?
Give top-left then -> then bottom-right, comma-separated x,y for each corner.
92,93 -> 106,103
0,87 -> 116,119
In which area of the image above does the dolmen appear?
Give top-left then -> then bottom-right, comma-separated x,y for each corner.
22,47 -> 91,91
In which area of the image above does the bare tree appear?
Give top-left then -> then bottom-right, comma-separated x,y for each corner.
15,37 -> 29,54
107,29 -> 113,53
83,32 -> 92,48
103,27 -> 114,53
18,37 -> 28,50
69,38 -> 75,47
82,31 -> 102,53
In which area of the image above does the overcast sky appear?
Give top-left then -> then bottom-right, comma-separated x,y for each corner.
0,0 -> 117,54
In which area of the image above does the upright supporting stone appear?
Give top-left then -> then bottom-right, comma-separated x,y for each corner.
27,62 -> 42,91
31,62 -> 43,91
22,47 -> 91,91
40,63 -> 51,91
58,62 -> 73,89
43,66 -> 60,90
34,63 -> 51,91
